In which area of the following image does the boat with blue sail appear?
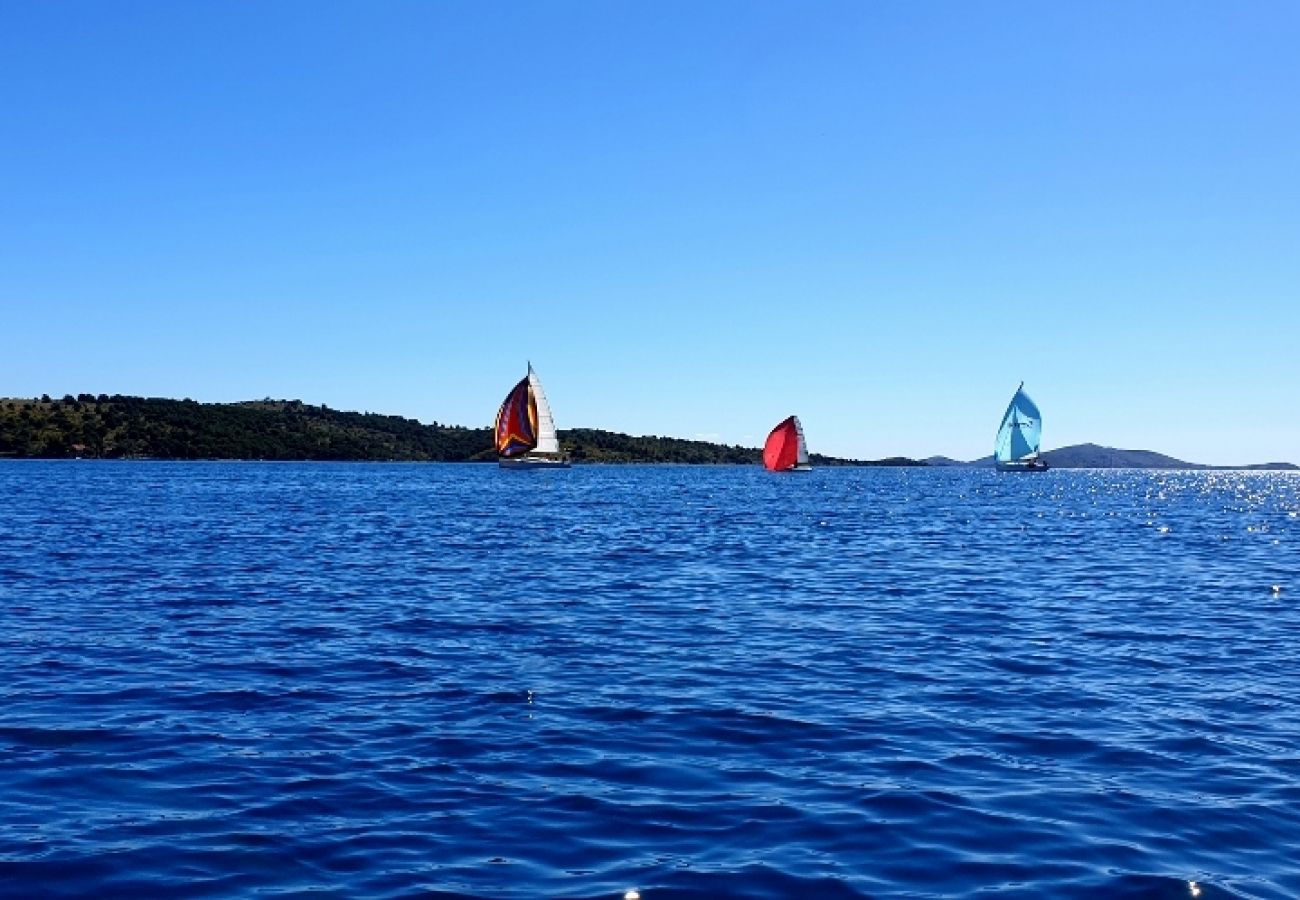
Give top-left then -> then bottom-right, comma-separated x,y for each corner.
995,383 -> 1048,472
495,363 -> 570,469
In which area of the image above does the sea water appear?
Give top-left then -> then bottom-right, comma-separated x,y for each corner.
1,461 -> 1297,899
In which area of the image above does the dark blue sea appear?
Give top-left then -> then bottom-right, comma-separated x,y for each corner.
2,462 -> 1298,899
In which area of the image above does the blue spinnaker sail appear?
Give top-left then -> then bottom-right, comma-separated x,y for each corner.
995,384 -> 1042,463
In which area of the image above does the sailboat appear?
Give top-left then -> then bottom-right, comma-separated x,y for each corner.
495,363 -> 570,469
763,415 -> 812,472
994,382 -> 1048,472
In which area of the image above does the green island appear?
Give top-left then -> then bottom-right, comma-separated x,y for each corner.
0,395 -> 924,466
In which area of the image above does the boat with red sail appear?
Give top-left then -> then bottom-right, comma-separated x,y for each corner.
763,415 -> 812,472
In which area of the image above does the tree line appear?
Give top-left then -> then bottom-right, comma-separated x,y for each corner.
0,395 -> 923,465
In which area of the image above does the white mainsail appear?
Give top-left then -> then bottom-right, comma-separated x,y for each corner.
527,363 -> 560,455
793,416 -> 810,466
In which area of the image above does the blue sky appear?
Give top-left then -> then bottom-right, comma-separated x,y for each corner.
2,2 -> 1297,464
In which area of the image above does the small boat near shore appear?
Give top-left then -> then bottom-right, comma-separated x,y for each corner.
495,363 -> 570,469
763,415 -> 812,472
995,383 -> 1048,472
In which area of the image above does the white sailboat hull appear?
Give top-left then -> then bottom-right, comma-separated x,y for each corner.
996,457 -> 1049,472
499,455 -> 571,469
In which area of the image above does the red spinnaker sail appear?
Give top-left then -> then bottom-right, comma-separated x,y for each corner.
495,377 -> 538,457
763,416 -> 800,471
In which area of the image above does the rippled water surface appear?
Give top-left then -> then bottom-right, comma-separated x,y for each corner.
2,462 -> 1298,899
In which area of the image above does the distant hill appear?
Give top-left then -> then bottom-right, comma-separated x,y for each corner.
927,443 -> 1296,470
1043,444 -> 1198,469
923,456 -> 962,467
1045,443 -> 1295,470
0,395 -> 924,466
925,455 -> 990,468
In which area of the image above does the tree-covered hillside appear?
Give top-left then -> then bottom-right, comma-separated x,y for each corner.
0,394 -> 925,465
561,428 -> 922,466
0,395 -> 491,461
562,428 -> 757,464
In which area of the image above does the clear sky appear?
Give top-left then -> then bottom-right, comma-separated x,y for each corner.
3,2 -> 1297,464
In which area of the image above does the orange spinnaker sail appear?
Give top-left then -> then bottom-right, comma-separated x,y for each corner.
763,416 -> 800,471
495,376 -> 538,457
